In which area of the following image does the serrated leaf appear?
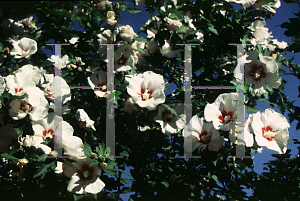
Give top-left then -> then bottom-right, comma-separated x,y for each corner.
90,160 -> 99,167
33,161 -> 55,179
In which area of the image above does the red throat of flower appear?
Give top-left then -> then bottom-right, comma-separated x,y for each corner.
42,128 -> 54,140
262,125 -> 277,141
76,162 -> 96,181
218,109 -> 234,124
248,63 -> 267,82
19,100 -> 34,113
198,130 -> 212,144
139,88 -> 153,101
162,109 -> 173,122
97,82 -> 107,92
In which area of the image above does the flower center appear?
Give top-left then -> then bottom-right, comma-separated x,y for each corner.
140,88 -> 153,101
19,100 -> 34,113
162,109 -> 173,122
117,55 -> 127,65
262,125 -> 277,141
22,49 -> 30,57
97,82 -> 107,92
83,170 -> 89,178
76,163 -> 95,181
198,131 -> 211,144
218,110 -> 234,124
14,87 -> 25,95
248,63 -> 266,81
42,128 -> 54,140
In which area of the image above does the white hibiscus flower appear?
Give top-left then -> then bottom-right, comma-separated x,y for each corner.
237,113 -> 254,147
153,103 -> 186,133
225,0 -> 257,8
8,87 -> 49,121
183,116 -> 224,153
63,158 -> 105,194
40,74 -> 71,104
5,64 -> 43,96
87,70 -> 107,98
251,108 -> 290,154
160,40 -> 181,58
47,55 -> 70,69
115,45 -> 138,72
204,92 -> 237,142
76,109 -> 96,132
106,11 -> 117,26
119,25 -> 138,41
22,135 -> 51,154
97,28 -> 118,56
126,71 -> 166,110
244,51 -> 281,94
10,37 -> 37,59
250,19 -> 271,46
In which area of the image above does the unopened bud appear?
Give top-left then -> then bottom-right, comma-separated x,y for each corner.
99,162 -> 107,169
78,67 -> 83,72
115,2 -> 119,9
18,159 -> 28,166
271,54 -> 277,60
49,151 -> 58,157
70,64 -> 77,69
91,152 -> 98,159
5,47 -> 9,53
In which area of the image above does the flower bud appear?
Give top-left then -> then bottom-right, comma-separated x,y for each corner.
99,162 -> 107,169
114,2 -> 119,9
18,158 -> 28,166
49,151 -> 58,157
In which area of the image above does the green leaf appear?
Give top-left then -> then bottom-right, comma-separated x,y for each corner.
104,168 -> 118,175
160,103 -> 179,118
83,141 -> 92,157
120,150 -> 129,157
134,37 -> 148,43
1,152 -> 19,161
33,161 -> 56,179
13,127 -> 23,135
37,154 -> 48,162
117,169 -> 134,180
125,7 -> 141,14
161,181 -> 169,188
211,175 -> 218,182
90,160 -> 100,167
176,24 -> 189,32
208,26 -> 218,35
